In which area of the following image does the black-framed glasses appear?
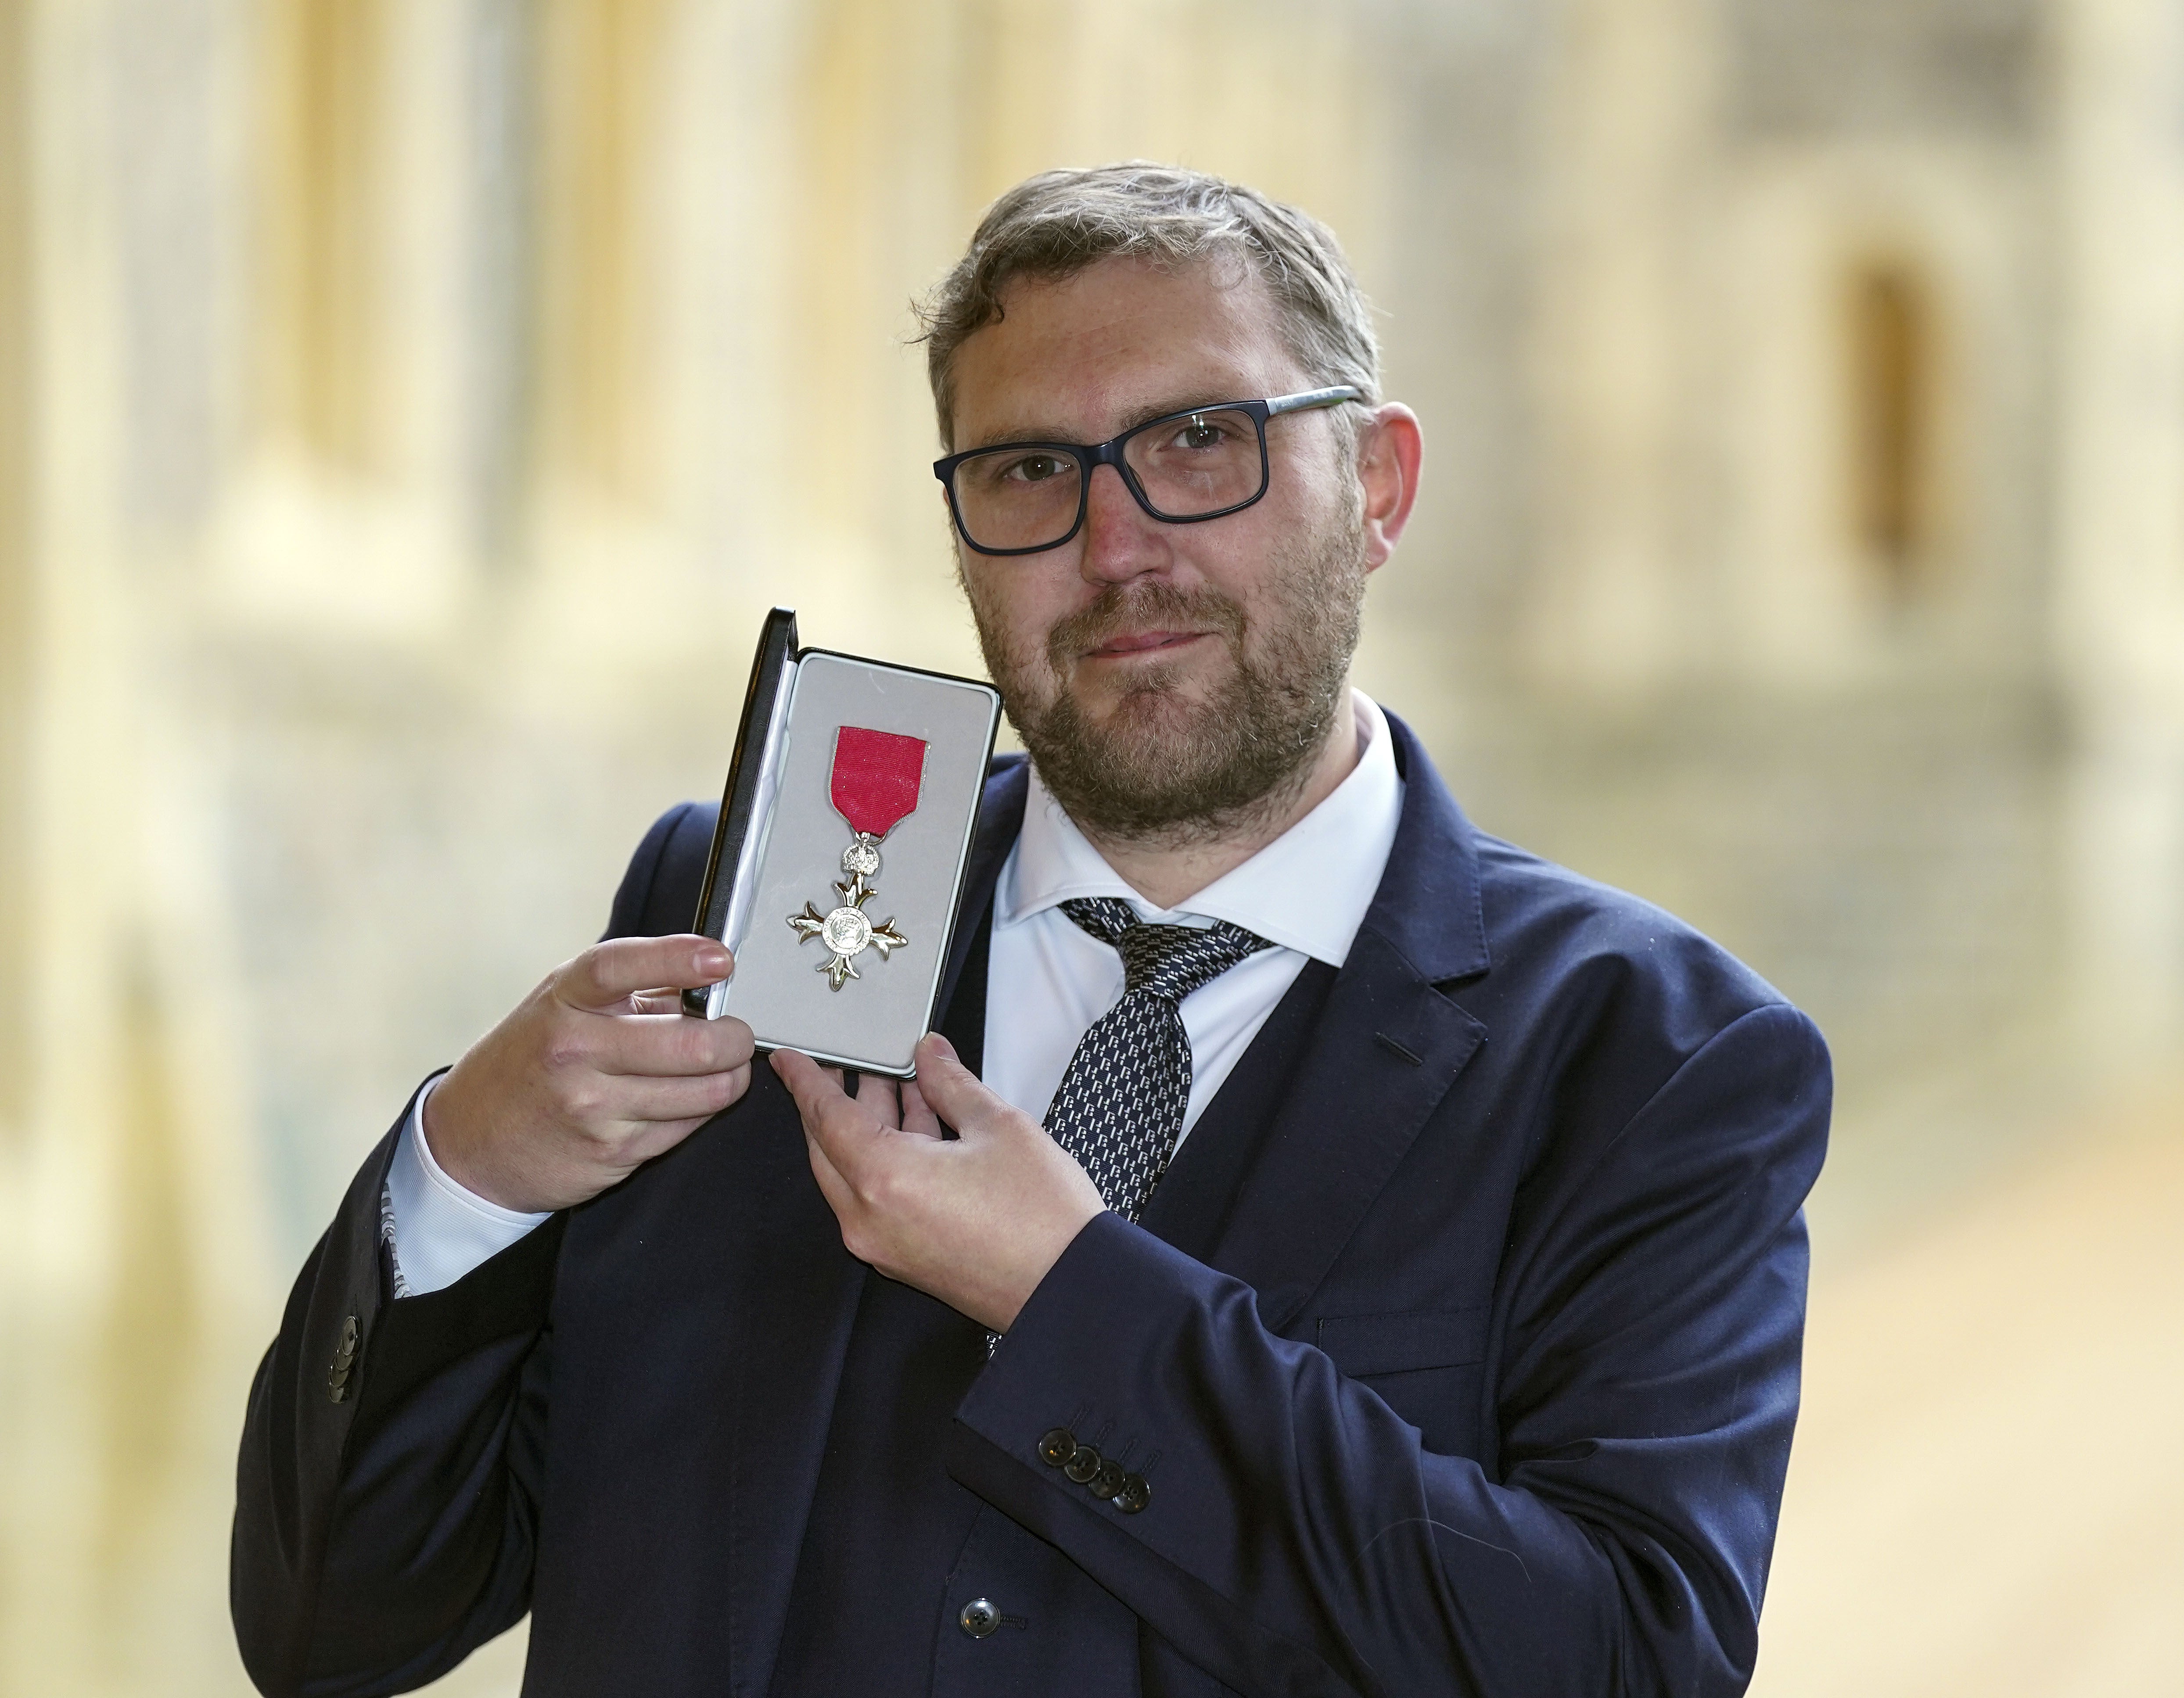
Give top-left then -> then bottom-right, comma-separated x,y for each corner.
933,385 -> 1363,556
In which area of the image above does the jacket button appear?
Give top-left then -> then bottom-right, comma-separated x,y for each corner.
958,1597 -> 1001,1639
1088,1457 -> 1126,1499
1037,1427 -> 1076,1467
1062,1443 -> 1103,1485
1112,1472 -> 1151,1514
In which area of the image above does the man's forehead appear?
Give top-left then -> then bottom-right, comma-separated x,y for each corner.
949,255 -> 1298,445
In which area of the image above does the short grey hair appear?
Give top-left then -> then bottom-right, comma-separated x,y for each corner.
914,162 -> 1379,449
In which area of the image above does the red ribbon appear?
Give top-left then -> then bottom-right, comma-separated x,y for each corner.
830,726 -> 927,838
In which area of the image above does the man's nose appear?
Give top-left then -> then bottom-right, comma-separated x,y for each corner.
1078,462 -> 1171,585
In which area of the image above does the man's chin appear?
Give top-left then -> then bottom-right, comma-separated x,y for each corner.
1016,685 -> 1270,839
1079,674 -> 1211,732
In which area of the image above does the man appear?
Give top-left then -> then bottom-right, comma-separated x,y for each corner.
233,165 -> 1829,1698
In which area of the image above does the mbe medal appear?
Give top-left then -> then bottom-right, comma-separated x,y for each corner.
788,725 -> 927,990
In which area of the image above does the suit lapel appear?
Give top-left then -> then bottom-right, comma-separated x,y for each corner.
725,754 -> 1026,1697
1200,715 -> 1493,1333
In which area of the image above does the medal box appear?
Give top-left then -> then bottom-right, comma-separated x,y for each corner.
682,608 -> 1003,1076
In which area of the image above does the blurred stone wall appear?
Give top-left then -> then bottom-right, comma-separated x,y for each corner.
1,0 -> 2181,1692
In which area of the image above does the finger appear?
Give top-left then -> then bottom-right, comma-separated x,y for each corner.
772,1050 -> 880,1173
607,1063 -> 752,1126
560,935 -> 732,1010
801,1112 -> 857,1224
910,1032 -> 1008,1136
897,1077 -> 944,1141
771,1049 -> 855,1140
593,1012 -> 755,1079
854,1070 -> 904,1133
773,1043 -> 882,1187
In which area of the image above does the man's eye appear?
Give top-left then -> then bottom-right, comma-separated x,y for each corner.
1171,418 -> 1231,451
1004,454 -> 1065,484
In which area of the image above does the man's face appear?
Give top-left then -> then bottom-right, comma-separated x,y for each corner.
947,255 -> 1373,843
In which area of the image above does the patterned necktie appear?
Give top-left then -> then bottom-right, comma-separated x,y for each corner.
1044,896 -> 1275,1223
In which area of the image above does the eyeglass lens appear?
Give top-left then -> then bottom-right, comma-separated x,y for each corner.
948,406 -> 1265,553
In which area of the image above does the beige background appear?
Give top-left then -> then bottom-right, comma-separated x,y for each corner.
0,0 -> 2178,1693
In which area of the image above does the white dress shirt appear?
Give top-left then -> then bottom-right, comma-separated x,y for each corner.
384,690 -> 1404,1297
984,689 -> 1403,1134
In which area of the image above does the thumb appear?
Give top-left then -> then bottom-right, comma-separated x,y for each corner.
911,1032 -> 1006,1133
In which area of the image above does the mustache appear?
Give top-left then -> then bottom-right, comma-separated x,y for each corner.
1044,582 -> 1247,670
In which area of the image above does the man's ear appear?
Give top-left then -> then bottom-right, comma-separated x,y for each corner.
1355,404 -> 1423,572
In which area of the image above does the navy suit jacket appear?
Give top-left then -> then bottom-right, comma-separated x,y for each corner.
232,714 -> 1830,1697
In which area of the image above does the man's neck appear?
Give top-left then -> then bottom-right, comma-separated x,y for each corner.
1076,687 -> 1363,912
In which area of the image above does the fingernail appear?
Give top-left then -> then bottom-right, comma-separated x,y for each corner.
922,1031 -> 958,1062
697,946 -> 732,978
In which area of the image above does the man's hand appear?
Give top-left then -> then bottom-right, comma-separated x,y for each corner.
425,935 -> 754,1213
772,1034 -> 1106,1332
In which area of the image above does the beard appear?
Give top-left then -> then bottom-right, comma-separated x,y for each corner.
965,507 -> 1369,847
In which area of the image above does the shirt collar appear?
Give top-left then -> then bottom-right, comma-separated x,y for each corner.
995,689 -> 1405,968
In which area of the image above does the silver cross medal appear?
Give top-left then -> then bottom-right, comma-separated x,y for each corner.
787,725 -> 926,991
788,843 -> 909,991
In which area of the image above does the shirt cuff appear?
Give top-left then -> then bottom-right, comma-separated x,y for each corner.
384,1075 -> 553,1297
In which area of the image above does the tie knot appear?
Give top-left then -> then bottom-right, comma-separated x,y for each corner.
1059,896 -> 1273,1003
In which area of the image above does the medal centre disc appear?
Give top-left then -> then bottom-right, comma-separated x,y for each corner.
822,906 -> 873,957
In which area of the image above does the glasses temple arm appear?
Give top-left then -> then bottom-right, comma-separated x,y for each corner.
1264,385 -> 1365,417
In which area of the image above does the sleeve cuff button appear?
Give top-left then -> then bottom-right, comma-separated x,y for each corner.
1061,1443 -> 1103,1484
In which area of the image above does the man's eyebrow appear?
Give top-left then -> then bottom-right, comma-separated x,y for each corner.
961,392 -> 1254,452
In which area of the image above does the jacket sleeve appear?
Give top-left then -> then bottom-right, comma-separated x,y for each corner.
229,802 -> 702,1697
229,1084 -> 567,1698
947,1001 -> 1830,1698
